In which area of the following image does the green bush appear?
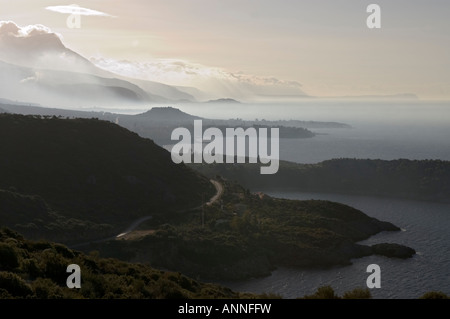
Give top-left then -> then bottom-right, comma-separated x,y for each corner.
31,278 -> 65,299
302,286 -> 340,299
0,288 -> 12,298
0,272 -> 32,297
22,258 -> 41,279
0,243 -> 19,270
342,287 -> 372,299
40,250 -> 69,284
420,291 -> 449,299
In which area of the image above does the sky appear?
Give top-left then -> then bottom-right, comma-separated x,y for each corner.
1,0 -> 449,99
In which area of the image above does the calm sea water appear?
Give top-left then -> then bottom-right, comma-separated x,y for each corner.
222,192 -> 450,299
174,100 -> 450,163
201,100 -> 450,299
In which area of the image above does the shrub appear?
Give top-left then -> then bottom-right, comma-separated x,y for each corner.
31,278 -> 64,299
22,258 -> 41,279
302,286 -> 340,299
40,250 -> 68,284
342,287 -> 372,299
420,291 -> 449,299
0,288 -> 12,298
0,272 -> 32,297
0,243 -> 19,270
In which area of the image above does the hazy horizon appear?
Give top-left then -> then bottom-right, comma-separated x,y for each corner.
1,0 -> 450,103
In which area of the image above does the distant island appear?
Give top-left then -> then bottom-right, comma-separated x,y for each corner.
209,118 -> 352,129
190,158 -> 450,203
0,97 -> 41,107
331,93 -> 419,100
136,106 -> 202,122
206,98 -> 241,104
1,102 -> 350,146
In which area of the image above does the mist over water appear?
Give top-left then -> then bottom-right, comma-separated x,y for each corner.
205,100 -> 450,298
176,100 -> 450,124
280,124 -> 450,164
171,100 -> 450,163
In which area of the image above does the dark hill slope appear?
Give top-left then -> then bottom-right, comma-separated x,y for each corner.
0,228 -> 252,299
0,114 -> 214,236
191,158 -> 450,203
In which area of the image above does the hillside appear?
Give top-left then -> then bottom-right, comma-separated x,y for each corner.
190,158 -> 450,203
0,114 -> 415,282
1,228 -> 420,299
0,228 -> 253,299
88,180 -> 413,281
0,114 -> 215,242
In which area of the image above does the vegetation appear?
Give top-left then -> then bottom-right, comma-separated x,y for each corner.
302,286 -> 450,299
87,180 -> 411,281
0,188 -> 113,243
301,286 -> 371,299
0,228 -> 257,299
0,114 -> 214,243
419,291 -> 449,299
0,229 -> 439,299
190,158 -> 450,203
0,113 -> 424,298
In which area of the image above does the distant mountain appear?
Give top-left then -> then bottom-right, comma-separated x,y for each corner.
0,113 -> 215,243
0,60 -> 165,107
333,93 -> 419,100
121,77 -> 195,102
136,107 -> 202,122
190,158 -> 450,203
206,98 -> 240,104
0,21 -> 92,73
174,85 -> 210,101
0,98 -> 40,107
0,21 -> 195,104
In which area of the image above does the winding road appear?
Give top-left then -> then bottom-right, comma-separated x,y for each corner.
206,179 -> 223,206
70,179 -> 223,248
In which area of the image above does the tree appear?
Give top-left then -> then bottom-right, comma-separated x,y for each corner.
342,287 -> 372,299
420,291 -> 449,299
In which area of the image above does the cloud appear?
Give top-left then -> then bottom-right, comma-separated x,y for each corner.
45,4 -> 115,17
90,57 -> 306,101
0,21 -> 61,38
0,21 -> 97,74
19,72 -> 43,84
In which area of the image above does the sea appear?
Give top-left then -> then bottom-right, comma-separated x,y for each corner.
169,100 -> 450,299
